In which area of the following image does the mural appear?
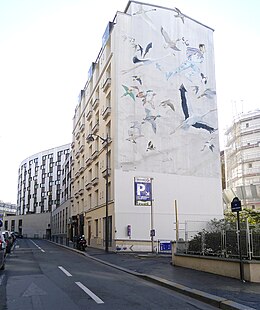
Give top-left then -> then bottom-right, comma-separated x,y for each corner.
117,3 -> 219,178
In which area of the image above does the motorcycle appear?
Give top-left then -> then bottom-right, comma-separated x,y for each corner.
76,236 -> 87,251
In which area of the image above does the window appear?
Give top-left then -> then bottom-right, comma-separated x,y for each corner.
95,219 -> 98,237
246,123 -> 249,128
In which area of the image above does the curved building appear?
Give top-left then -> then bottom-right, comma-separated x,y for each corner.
17,144 -> 70,215
224,109 -> 260,210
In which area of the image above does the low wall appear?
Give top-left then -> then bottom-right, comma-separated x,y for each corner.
173,253 -> 260,283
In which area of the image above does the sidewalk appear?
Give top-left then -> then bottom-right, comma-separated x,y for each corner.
55,242 -> 260,310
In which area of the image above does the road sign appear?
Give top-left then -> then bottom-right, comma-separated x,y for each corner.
134,177 -> 152,206
231,197 -> 242,212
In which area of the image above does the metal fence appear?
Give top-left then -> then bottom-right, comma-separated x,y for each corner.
176,229 -> 260,260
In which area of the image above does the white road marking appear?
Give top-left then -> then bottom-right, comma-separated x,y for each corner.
30,240 -> 45,252
75,282 -> 104,304
58,266 -> 72,277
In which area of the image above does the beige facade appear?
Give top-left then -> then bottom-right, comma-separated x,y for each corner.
3,213 -> 51,239
71,23 -> 114,247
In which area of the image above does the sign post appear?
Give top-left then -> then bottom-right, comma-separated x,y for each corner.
134,177 -> 154,252
231,197 -> 244,282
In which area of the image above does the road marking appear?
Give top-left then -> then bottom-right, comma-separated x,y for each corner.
58,266 -> 72,277
75,282 -> 104,304
30,240 -> 45,252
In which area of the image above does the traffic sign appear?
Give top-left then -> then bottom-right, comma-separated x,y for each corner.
231,197 -> 242,212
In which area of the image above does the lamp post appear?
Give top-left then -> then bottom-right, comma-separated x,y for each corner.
86,133 -> 109,252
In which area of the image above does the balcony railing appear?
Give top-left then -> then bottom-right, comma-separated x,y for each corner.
92,98 -> 99,110
102,77 -> 111,92
85,182 -> 93,190
91,177 -> 99,186
102,167 -> 111,178
102,106 -> 111,119
86,109 -> 93,121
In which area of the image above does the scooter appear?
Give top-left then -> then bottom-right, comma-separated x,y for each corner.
77,236 -> 87,251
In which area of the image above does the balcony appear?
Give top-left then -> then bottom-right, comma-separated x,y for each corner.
80,123 -> 85,133
71,141 -> 75,149
92,123 -> 99,134
102,77 -> 111,92
85,157 -> 93,167
79,166 -> 85,174
75,171 -> 80,179
85,182 -> 93,190
75,131 -> 80,140
92,177 -> 99,186
102,167 -> 111,178
79,145 -> 85,153
71,159 -> 75,166
75,151 -> 80,159
86,109 -> 93,121
92,98 -> 99,110
75,191 -> 79,198
91,150 -> 99,160
102,106 -> 111,120
78,188 -> 84,196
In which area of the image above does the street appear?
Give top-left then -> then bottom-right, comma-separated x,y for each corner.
0,239 -> 219,310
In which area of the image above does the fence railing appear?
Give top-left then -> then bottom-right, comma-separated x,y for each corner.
176,229 -> 260,260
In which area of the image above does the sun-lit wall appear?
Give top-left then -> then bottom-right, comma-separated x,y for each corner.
113,2 -> 223,249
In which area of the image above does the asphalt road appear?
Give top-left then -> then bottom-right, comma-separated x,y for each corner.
0,238 -> 219,310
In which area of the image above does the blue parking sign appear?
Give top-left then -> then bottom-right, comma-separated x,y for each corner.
134,177 -> 152,206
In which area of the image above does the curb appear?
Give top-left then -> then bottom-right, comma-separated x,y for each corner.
50,241 -> 257,310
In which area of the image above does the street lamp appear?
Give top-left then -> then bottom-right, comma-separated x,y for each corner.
86,133 -> 109,252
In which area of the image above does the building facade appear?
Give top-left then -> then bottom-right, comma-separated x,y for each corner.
71,1 -> 223,251
224,109 -> 260,210
17,144 -> 70,215
51,150 -> 72,241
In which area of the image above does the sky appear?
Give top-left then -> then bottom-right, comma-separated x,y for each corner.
0,0 -> 259,204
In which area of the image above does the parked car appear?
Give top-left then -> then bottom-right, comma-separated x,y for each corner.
1,231 -> 13,254
0,233 -> 6,270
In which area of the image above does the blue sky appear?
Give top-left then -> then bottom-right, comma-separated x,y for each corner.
0,0 -> 259,203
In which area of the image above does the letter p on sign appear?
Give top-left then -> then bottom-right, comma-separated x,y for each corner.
137,183 -> 145,195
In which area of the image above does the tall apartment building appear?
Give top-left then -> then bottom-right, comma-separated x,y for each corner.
71,1 -> 223,251
224,109 -> 260,210
17,144 -> 70,215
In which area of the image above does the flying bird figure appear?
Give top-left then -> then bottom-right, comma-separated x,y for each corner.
174,7 -> 185,23
132,75 -> 142,85
192,86 -> 199,95
171,84 -> 217,134
201,138 -> 215,152
161,27 -> 181,52
159,99 -> 175,112
142,108 -> 161,134
126,130 -> 144,144
197,88 -> 216,99
201,73 -> 208,84
132,4 -> 157,30
137,42 -> 153,57
142,91 -> 156,109
121,85 -> 136,101
130,121 -> 142,136
146,140 -> 156,151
